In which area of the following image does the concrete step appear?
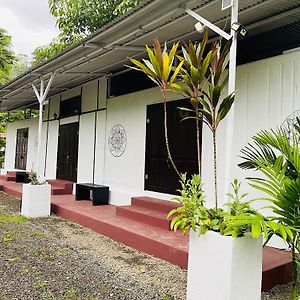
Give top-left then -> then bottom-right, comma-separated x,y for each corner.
7,171 -> 17,176
47,180 -> 73,194
131,196 -> 180,214
0,175 -> 16,181
51,197 -> 188,268
2,185 -> 22,198
116,205 -> 172,230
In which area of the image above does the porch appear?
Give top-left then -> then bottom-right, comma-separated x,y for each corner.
0,178 -> 293,292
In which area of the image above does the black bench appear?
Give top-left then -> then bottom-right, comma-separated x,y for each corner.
16,171 -> 30,183
75,183 -> 109,206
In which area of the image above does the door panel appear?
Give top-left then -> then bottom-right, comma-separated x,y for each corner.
57,122 -> 79,182
145,100 -> 200,194
15,128 -> 29,170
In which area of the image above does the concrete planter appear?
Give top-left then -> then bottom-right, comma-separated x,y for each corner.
187,230 -> 263,300
21,183 -> 51,218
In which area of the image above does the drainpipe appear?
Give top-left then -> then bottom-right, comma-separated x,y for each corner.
31,73 -> 55,179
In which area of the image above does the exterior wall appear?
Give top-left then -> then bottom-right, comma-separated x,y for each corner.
102,87 -> 181,205
4,49 -> 300,217
5,118 -> 41,172
200,49 -> 300,211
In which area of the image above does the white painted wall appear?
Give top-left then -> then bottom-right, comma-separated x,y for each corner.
4,49 -> 300,217
77,112 -> 96,183
200,50 -> 300,211
5,118 -> 41,172
101,86 -> 180,205
44,120 -> 59,179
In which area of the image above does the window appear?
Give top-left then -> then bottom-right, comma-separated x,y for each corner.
59,95 -> 81,118
109,69 -> 156,97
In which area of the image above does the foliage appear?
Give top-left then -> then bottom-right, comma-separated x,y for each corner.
27,170 -> 46,185
32,38 -> 68,66
129,34 -> 234,210
0,28 -> 15,86
129,39 -> 184,177
168,175 -> 266,238
115,0 -> 140,15
239,127 -> 300,300
9,54 -> 31,78
175,36 -> 234,210
33,0 -> 141,63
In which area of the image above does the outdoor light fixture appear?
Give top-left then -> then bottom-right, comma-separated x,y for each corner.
53,113 -> 58,119
195,22 -> 205,33
231,22 -> 247,37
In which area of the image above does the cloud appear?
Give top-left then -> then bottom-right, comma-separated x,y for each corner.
0,0 -> 59,56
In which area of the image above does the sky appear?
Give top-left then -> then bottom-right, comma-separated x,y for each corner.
0,0 -> 60,57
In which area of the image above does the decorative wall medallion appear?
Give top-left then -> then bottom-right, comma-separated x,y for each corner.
282,110 -> 300,144
108,124 -> 127,157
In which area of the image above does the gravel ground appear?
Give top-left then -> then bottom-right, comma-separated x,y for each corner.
0,192 -> 298,300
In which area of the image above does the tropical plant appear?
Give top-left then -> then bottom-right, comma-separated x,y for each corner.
27,170 -> 46,185
33,0 -> 141,64
129,39 -> 184,177
168,31 -> 212,174
174,37 -> 234,209
239,127 -> 300,300
0,28 -> 15,86
168,175 -> 268,238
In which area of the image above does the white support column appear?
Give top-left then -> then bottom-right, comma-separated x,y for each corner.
31,73 -> 55,178
224,0 -> 239,197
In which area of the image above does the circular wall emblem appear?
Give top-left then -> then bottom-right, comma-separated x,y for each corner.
108,124 -> 127,157
282,110 -> 300,144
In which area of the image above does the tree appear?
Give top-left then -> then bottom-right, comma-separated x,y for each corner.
32,0 -> 141,64
239,128 -> 300,300
0,28 -> 15,86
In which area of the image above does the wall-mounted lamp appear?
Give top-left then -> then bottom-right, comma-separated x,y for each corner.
195,22 -> 205,33
53,113 -> 58,119
231,22 -> 247,38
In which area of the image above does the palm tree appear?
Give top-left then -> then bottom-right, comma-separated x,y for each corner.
239,127 -> 300,300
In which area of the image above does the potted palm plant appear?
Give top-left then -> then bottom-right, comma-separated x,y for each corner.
21,170 -> 51,218
239,126 -> 300,300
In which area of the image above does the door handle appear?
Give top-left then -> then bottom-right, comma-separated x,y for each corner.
166,157 -> 170,169
66,155 -> 70,163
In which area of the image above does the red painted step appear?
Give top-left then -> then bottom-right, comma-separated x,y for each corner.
7,171 -> 17,176
131,196 -> 180,214
116,205 -> 171,230
0,175 -> 16,181
51,196 -> 188,268
2,185 -> 22,198
47,180 -> 73,194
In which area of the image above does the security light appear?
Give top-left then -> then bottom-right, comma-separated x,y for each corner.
195,22 -> 205,33
231,22 -> 247,37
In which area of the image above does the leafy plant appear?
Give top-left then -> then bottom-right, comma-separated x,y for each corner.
239,127 -> 300,300
129,39 -> 184,177
27,170 -> 46,185
168,176 -> 266,238
174,38 -> 234,209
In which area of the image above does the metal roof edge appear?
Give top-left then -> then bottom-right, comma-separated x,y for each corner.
0,0 -> 157,91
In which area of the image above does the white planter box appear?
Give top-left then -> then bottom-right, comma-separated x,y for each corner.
21,184 -> 51,218
187,230 -> 263,300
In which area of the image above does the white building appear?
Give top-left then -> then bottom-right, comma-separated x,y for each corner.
1,0 -> 300,210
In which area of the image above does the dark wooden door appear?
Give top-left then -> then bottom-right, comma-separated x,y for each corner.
57,122 -> 79,182
15,128 -> 29,170
145,99 -> 201,194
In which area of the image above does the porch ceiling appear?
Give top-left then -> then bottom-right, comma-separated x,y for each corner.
0,0 -> 299,111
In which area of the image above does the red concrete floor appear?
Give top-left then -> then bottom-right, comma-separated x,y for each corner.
0,179 -> 293,292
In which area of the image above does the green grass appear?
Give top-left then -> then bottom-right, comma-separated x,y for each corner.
0,210 -> 28,223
